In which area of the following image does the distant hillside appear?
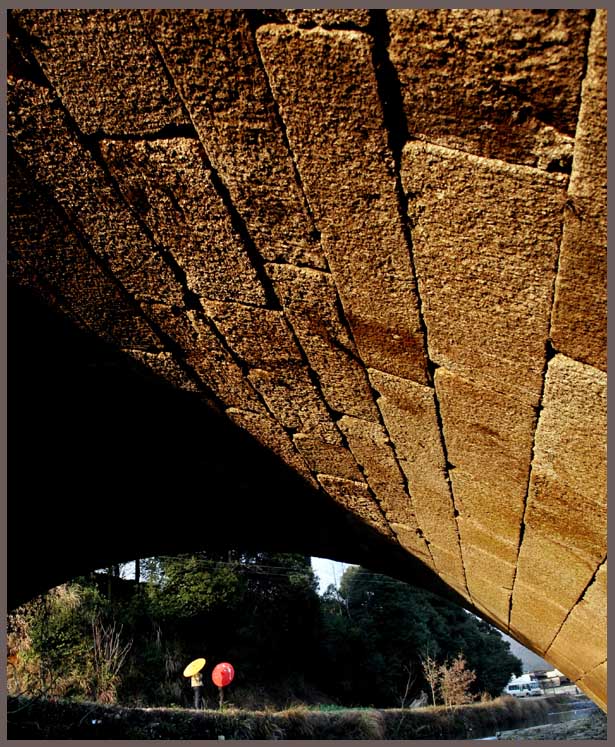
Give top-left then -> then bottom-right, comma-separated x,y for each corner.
500,632 -> 550,673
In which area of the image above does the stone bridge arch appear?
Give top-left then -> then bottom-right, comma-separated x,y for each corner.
8,9 -> 606,710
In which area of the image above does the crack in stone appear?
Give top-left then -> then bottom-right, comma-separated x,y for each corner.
543,554 -> 607,658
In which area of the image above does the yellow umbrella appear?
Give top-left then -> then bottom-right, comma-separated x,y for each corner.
183,658 -> 206,678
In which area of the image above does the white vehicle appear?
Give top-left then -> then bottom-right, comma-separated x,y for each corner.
504,675 -> 544,697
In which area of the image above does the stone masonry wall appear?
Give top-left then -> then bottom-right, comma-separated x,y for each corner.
7,9 -> 607,709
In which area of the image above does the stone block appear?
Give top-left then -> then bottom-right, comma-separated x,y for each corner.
402,140 -> 567,406
8,159 -> 160,352
467,579 -> 513,628
368,369 -> 461,554
522,354 -> 607,561
428,545 -> 467,590
545,562 -> 606,674
126,351 -> 200,394
294,435 -> 363,483
388,9 -> 591,167
435,368 -> 536,545
514,528 -> 598,612
316,475 -> 393,538
257,25 -> 429,384
551,11 -> 607,371
524,470 -> 606,562
464,545 -> 516,592
510,581 -> 570,653
143,10 -> 326,269
337,415 -> 419,527
184,311 -> 264,411
100,139 -> 267,306
456,516 -> 519,566
550,199 -> 607,371
577,663 -> 607,712
13,9 -> 187,134
248,366 -> 340,444
389,523 -> 432,564
9,78 -> 184,307
283,10 -> 371,29
204,302 -> 303,369
226,408 -> 316,488
265,264 -> 379,421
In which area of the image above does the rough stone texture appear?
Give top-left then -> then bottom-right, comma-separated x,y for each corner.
257,25 -> 429,384
551,10 -> 607,372
8,159 -> 160,352
546,562 -> 607,683
294,435 -> 363,483
184,311 -> 264,411
283,10 -> 371,29
100,138 -> 267,306
577,663 -> 607,713
337,415 -> 424,531
143,9 -> 326,270
8,78 -> 184,306
247,366 -> 341,444
389,524 -> 434,566
435,368 -> 536,552
388,9 -> 591,168
266,264 -> 379,421
402,141 -> 567,406
368,369 -> 466,588
203,302 -> 302,369
510,581 -> 572,654
522,355 -> 607,562
226,408 -> 316,488
316,475 -> 393,538
511,356 -> 606,656
12,9 -> 187,135
125,351 -> 200,394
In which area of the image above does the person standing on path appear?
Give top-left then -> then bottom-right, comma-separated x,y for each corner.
191,670 -> 204,710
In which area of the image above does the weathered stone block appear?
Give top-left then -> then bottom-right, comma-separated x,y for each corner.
9,159 -> 160,351
100,139 -> 267,306
13,9 -> 187,134
248,366 -> 341,445
551,11 -> 607,371
389,523 -> 433,565
546,562 -> 607,680
9,78 -> 184,306
510,581 -> 571,653
388,9 -> 591,167
226,408 -> 316,488
457,517 -> 519,566
468,579 -> 513,629
316,475 -> 393,538
283,10 -> 371,29
368,369 -> 461,555
294,435 -> 363,483
435,368 -> 536,548
337,415 -> 419,527
513,529 -> 598,618
143,9 -> 326,270
125,351 -> 200,394
577,663 -> 607,712
257,25 -> 429,384
265,264 -> 379,421
402,141 -> 567,405
204,302 -> 303,369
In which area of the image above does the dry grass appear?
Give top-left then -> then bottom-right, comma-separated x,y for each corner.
6,693 -> 579,740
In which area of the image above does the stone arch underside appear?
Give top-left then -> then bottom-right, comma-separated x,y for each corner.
8,10 -> 607,710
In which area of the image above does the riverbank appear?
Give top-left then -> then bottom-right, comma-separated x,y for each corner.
497,709 -> 607,740
7,693 -> 579,740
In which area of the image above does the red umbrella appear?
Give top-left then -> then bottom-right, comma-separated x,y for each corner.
212,662 -> 235,688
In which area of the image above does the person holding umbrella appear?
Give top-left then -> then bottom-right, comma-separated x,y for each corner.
183,658 -> 206,710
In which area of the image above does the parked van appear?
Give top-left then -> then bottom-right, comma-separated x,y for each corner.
504,675 -> 544,697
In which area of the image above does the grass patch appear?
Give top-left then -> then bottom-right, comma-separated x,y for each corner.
7,694 -> 577,740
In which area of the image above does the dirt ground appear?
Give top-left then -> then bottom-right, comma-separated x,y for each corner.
497,710 -> 607,740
